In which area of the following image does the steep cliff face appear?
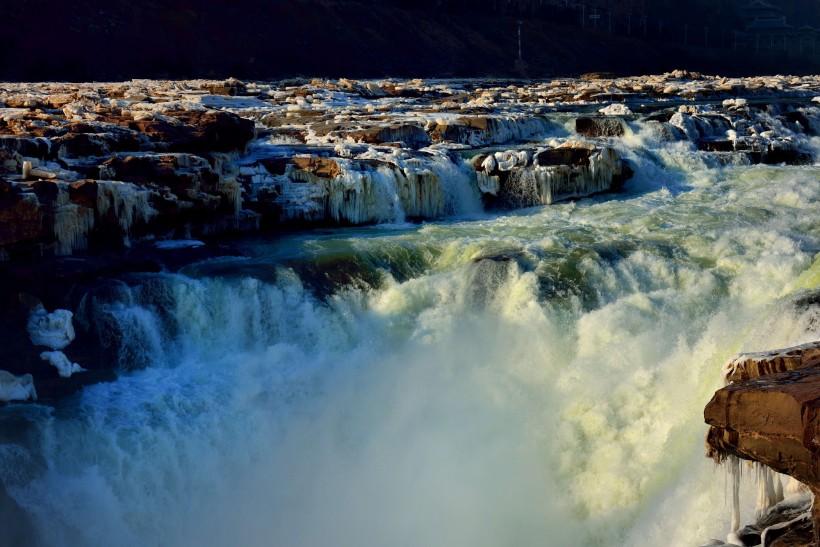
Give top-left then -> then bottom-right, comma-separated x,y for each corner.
705,341 -> 820,545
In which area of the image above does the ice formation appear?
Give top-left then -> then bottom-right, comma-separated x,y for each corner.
0,371 -> 37,402
27,307 -> 75,350
754,464 -> 783,519
39,351 -> 84,378
598,103 -> 632,116
53,186 -> 95,256
475,144 -> 625,206
96,181 -> 156,233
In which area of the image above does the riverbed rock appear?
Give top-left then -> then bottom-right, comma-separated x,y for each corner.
575,116 -> 626,137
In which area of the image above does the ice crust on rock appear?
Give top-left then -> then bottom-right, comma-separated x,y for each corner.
2,74 -> 820,256
39,351 -> 84,378
598,103 -> 632,116
473,142 -> 627,206
27,307 -> 75,350
0,371 -> 37,402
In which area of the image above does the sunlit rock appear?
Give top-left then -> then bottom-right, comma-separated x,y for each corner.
705,341 -> 820,545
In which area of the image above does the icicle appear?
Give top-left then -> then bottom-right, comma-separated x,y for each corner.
773,470 -> 784,505
730,456 -> 741,533
97,181 -> 156,233
753,464 -> 783,520
53,185 -> 95,255
786,477 -> 808,495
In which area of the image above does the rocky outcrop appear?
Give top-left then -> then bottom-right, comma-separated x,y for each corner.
0,85 -> 256,258
427,116 -> 555,147
242,153 -> 450,225
473,141 -> 631,208
4,75 -> 816,260
705,340 -> 820,545
575,117 -> 626,138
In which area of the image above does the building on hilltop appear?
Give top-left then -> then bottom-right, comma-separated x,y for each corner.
737,0 -> 819,55
739,0 -> 783,27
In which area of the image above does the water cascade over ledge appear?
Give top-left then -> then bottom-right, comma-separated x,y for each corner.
0,74 -> 819,546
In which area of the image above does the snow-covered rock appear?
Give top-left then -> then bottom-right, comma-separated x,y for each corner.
39,351 -> 84,378
598,103 -> 632,116
0,371 -> 37,402
27,307 -> 75,350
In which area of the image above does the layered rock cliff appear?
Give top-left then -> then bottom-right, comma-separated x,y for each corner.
705,341 -> 820,546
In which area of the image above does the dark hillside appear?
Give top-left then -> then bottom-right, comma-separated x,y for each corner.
1,0 -> 818,81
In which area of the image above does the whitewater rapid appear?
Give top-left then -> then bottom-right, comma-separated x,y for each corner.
3,121 -> 820,546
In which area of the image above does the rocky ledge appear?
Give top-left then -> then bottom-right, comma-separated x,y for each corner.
705,340 -> 820,546
1,72 -> 819,402
3,72 -> 820,261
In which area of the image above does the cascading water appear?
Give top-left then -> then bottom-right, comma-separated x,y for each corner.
2,105 -> 820,547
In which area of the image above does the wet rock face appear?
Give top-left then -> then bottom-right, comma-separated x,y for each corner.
575,117 -> 625,138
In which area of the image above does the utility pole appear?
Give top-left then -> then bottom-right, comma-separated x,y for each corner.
590,7 -> 600,30
518,20 -> 523,62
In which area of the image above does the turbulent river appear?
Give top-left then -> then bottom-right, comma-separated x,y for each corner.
4,116 -> 820,546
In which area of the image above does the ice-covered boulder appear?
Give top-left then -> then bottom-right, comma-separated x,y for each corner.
39,351 -> 84,378
473,143 -> 631,208
27,307 -> 75,350
0,371 -> 37,402
598,103 -> 632,116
